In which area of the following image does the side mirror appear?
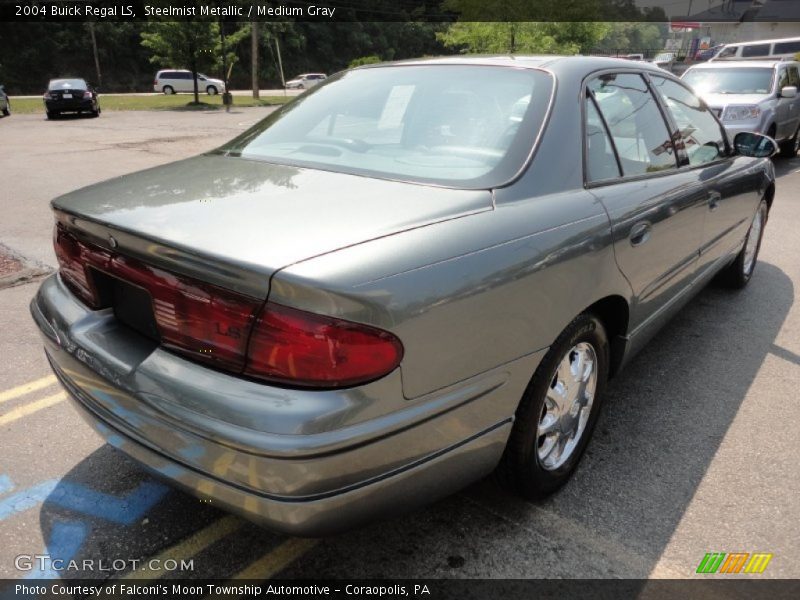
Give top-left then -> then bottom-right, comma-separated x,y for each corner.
734,131 -> 778,158
780,86 -> 797,98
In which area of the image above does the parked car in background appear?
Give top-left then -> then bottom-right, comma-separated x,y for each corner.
682,60 -> 800,156
695,44 -> 724,62
32,56 -> 776,535
285,73 -> 327,89
710,36 -> 800,62
153,70 -> 225,95
651,52 -> 676,70
43,78 -> 100,119
0,85 -> 10,116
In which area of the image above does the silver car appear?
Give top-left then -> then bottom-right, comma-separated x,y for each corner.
32,56 -> 776,535
682,60 -> 800,157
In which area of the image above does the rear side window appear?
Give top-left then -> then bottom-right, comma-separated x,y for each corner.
774,41 -> 800,54
650,76 -> 727,167
741,44 -> 771,58
584,96 -> 621,182
588,73 -> 676,177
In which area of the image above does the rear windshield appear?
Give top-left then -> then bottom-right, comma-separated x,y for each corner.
49,79 -> 87,90
217,65 -> 553,188
683,68 -> 774,95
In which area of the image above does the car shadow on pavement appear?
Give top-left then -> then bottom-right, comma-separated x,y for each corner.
37,262 -> 793,580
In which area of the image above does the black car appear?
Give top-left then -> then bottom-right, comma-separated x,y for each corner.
0,84 -> 10,116
43,78 -> 100,119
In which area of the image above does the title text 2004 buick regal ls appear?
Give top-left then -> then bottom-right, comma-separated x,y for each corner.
31,56 -> 776,535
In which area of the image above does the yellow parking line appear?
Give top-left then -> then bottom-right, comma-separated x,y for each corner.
121,515 -> 243,580
0,375 -> 57,404
231,538 -> 318,580
0,392 -> 65,426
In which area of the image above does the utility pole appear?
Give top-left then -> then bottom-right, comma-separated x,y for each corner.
251,22 -> 259,99
220,18 -> 231,111
88,22 -> 102,88
275,37 -> 286,95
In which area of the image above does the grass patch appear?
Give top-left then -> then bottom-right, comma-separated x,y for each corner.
10,93 -> 292,114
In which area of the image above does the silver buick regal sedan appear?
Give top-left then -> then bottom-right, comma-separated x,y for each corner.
31,56 -> 776,535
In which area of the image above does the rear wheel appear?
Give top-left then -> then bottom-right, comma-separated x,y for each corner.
498,313 -> 609,499
2,102 -> 9,116
779,125 -> 800,158
162,85 -> 174,95
46,110 -> 59,120
718,199 -> 768,289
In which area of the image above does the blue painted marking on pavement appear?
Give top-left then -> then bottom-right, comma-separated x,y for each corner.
0,475 -> 13,495
0,478 -> 168,524
24,520 -> 90,579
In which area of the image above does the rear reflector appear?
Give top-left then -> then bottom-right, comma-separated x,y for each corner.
245,303 -> 404,388
53,221 -> 403,388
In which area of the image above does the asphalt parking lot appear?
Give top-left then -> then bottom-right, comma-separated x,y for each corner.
1,109 -> 799,583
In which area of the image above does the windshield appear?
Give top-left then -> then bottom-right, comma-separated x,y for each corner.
683,68 -> 774,95
218,65 -> 553,188
48,79 -> 87,90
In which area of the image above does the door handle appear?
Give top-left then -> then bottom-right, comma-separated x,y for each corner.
629,222 -> 652,247
708,191 -> 722,211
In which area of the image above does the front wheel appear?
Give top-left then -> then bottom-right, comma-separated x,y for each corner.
779,125 -> 800,158
206,86 -> 218,95
718,199 -> 768,289
498,313 -> 609,499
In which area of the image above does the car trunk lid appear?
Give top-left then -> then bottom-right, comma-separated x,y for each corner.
52,154 -> 493,299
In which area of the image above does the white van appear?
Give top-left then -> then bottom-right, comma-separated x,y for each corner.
710,36 -> 800,62
153,70 -> 226,95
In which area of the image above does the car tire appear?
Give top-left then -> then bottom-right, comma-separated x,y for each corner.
779,125 -> 800,158
498,312 -> 609,500
206,86 -> 218,95
718,199 -> 768,289
297,84 -> 305,90
46,111 -> 58,120
2,103 -> 9,116
163,86 -> 175,95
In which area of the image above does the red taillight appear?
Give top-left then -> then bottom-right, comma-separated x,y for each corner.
53,222 -> 260,371
244,303 -> 403,388
83,91 -> 92,99
43,92 -> 52,100
52,222 -> 403,388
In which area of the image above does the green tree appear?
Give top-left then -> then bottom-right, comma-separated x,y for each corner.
141,21 -> 221,104
438,22 -> 610,55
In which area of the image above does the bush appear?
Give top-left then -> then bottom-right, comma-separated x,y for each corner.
348,55 -> 382,69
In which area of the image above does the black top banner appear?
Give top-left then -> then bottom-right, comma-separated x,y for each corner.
3,0 -> 800,23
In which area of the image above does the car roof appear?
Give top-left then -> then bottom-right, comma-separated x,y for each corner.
359,54 -> 672,76
722,36 -> 800,47
687,60 -> 796,70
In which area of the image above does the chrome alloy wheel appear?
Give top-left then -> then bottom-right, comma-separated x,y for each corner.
743,204 -> 765,277
536,342 -> 598,471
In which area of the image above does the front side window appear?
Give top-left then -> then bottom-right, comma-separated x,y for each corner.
650,76 -> 727,167
219,66 -> 553,187
717,46 -> 738,59
778,68 -> 790,91
588,73 -> 676,177
788,67 -> 800,88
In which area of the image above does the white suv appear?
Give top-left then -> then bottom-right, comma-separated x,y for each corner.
153,70 -> 226,95
285,73 -> 327,90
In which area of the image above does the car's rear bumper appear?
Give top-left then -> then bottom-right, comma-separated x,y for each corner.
45,99 -> 95,112
31,274 -> 537,535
